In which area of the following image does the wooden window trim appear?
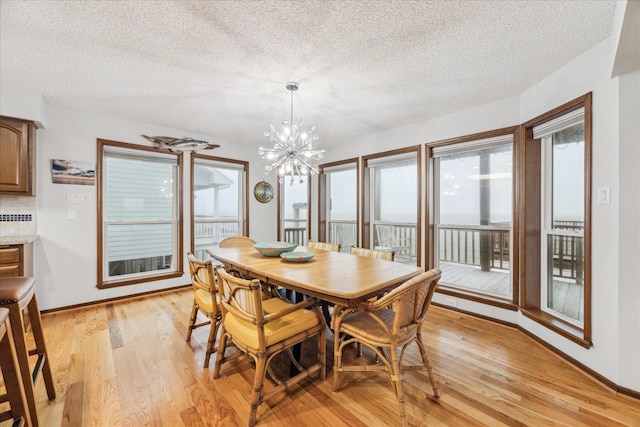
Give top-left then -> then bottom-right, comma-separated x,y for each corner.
519,92 -> 592,344
96,139 -> 184,289
362,145 -> 422,267
277,176 -> 311,243
317,158 -> 359,244
190,154 -> 250,254
426,126 -> 519,305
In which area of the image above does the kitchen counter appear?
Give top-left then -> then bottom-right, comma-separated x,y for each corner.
0,234 -> 39,245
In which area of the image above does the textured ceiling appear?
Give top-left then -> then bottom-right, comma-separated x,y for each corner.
0,0 -> 617,147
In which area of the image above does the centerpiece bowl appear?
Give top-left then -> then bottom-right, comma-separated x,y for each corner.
253,241 -> 297,257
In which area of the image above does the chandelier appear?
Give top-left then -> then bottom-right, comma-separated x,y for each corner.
259,81 -> 324,184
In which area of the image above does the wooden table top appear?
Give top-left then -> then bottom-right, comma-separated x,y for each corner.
207,245 -> 424,306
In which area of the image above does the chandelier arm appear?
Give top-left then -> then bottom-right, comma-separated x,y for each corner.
269,155 -> 289,170
260,147 -> 285,155
295,154 -> 319,174
293,161 -> 308,183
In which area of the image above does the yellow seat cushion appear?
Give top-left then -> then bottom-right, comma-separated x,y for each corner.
194,289 -> 220,315
224,297 -> 321,350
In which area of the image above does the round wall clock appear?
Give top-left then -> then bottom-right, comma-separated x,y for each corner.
254,181 -> 274,203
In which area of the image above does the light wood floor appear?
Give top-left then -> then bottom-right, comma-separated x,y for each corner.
5,288 -> 639,427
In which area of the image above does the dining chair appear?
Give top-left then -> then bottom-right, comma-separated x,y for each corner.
332,269 -> 442,427
186,253 -> 222,368
218,236 -> 281,299
350,246 -> 395,261
219,235 -> 256,248
213,267 -> 326,427
307,240 -> 341,252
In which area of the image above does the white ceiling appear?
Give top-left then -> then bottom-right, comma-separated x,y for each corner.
0,0 -> 619,148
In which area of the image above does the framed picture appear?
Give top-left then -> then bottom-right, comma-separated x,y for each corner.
50,159 -> 95,185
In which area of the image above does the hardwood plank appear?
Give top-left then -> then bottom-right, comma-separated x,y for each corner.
4,288 -> 636,427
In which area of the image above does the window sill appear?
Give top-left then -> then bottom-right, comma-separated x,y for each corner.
436,286 -> 518,311
98,270 -> 184,289
521,308 -> 591,349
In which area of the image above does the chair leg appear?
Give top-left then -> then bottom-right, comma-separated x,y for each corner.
389,347 -> 408,427
203,317 -> 220,368
212,330 -> 228,379
27,294 -> 56,400
186,301 -> 198,341
248,355 -> 268,427
332,336 -> 344,393
318,323 -> 326,380
416,335 -> 440,398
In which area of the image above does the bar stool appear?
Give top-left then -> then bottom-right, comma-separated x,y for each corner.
0,307 -> 31,426
0,277 -> 55,427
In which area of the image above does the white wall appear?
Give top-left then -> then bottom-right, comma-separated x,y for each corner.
0,85 -> 46,126
519,36 -> 626,385
617,70 -> 640,391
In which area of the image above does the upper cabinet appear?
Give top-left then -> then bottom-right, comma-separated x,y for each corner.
0,116 -> 36,196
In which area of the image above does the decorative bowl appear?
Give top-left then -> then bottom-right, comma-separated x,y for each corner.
280,251 -> 315,263
253,241 -> 297,257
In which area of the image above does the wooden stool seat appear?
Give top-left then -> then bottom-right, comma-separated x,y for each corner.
0,307 -> 31,426
0,277 -> 55,427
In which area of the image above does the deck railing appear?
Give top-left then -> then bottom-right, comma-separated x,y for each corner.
438,220 -> 583,280
437,225 -> 510,270
193,218 -> 240,259
284,227 -> 307,246
547,220 -> 584,282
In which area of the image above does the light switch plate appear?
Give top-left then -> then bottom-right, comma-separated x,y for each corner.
597,186 -> 610,204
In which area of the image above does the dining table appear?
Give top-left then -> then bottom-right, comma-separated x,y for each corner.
206,244 -> 424,307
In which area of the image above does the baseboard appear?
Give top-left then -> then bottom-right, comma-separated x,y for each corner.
432,303 -> 640,401
39,283 -> 191,314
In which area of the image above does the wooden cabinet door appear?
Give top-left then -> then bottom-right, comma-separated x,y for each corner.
0,245 -> 23,277
0,116 -> 34,195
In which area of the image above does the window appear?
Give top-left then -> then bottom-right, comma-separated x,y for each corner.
319,159 -> 358,252
521,93 -> 591,347
363,146 -> 421,265
97,140 -> 182,288
431,132 -> 515,301
191,154 -> 248,260
279,176 -> 310,246
538,112 -> 586,325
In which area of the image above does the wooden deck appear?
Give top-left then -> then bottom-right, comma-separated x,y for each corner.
439,261 -> 511,297
439,261 -> 584,320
